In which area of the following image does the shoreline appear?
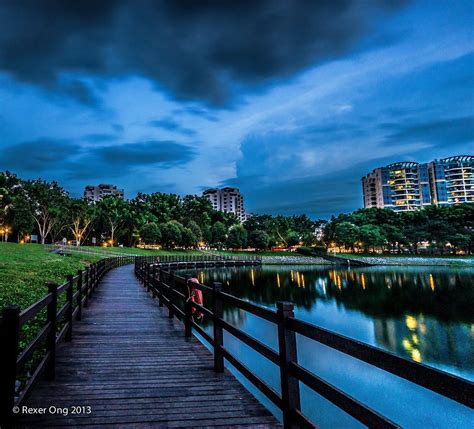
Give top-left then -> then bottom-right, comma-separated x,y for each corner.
261,254 -> 474,267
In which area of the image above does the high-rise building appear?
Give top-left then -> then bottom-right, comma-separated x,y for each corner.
84,184 -> 124,202
362,156 -> 474,211
428,156 -> 474,205
362,162 -> 432,212
203,187 -> 247,222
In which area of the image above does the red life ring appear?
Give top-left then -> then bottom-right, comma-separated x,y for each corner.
188,278 -> 204,318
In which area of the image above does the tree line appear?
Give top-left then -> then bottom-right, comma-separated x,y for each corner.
323,205 -> 474,254
1,171 -> 472,253
0,171 -> 319,249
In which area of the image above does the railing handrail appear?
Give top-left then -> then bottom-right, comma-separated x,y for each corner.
0,255 -> 136,426
134,256 -> 474,429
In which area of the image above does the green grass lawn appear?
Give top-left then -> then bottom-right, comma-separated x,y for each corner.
0,243 -> 103,310
0,243 -> 105,361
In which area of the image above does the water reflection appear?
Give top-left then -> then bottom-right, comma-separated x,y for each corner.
180,265 -> 474,376
178,265 -> 473,428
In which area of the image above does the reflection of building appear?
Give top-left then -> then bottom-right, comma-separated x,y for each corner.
374,317 -> 473,369
362,162 -> 431,211
203,187 -> 247,222
84,184 -> 124,202
362,156 -> 474,211
428,156 -> 474,205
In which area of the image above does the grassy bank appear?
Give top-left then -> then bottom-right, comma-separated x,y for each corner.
0,243 -> 103,310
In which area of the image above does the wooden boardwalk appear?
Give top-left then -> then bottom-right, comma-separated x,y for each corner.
18,265 -> 279,428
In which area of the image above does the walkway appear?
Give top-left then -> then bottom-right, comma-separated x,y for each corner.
18,265 -> 279,428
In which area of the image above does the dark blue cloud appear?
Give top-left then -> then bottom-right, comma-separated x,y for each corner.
149,118 -> 196,136
94,141 -> 195,167
1,138 -> 195,184
383,116 -> 474,147
81,134 -> 117,143
0,0 -> 409,105
57,79 -> 100,107
1,139 -> 79,171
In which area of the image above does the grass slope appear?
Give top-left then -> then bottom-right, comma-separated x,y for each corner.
0,243 -> 102,310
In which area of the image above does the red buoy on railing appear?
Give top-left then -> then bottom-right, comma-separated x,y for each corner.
187,278 -> 204,319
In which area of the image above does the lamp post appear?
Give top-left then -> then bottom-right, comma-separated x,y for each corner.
0,227 -> 8,242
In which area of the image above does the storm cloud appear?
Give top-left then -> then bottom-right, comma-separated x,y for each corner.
0,0 -> 408,105
1,139 -> 80,171
1,138 -> 195,179
94,141 -> 195,167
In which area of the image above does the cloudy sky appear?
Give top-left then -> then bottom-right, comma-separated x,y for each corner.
0,0 -> 473,218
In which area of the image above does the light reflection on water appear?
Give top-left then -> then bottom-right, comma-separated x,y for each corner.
178,265 -> 474,428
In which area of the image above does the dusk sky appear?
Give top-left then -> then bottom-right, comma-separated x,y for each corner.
0,0 -> 473,218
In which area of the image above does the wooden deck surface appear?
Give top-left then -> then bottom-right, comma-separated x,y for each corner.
17,265 -> 279,428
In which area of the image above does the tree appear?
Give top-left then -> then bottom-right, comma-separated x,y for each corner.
227,225 -> 248,249
249,230 -> 270,250
0,171 -> 20,228
180,196 -> 214,227
23,179 -> 68,244
211,221 -> 227,248
97,196 -> 130,245
359,224 -> 386,252
10,195 -> 34,241
140,223 -> 161,245
334,222 -> 359,251
187,220 -> 202,243
161,220 -> 183,248
67,199 -> 95,246
286,230 -> 300,247
181,227 -> 198,248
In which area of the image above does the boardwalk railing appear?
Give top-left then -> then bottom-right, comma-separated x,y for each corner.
0,255 -> 135,426
135,257 -> 473,429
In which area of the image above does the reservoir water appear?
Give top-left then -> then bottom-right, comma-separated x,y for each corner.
178,265 -> 474,428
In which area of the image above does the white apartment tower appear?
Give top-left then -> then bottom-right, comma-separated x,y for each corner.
84,184 -> 124,202
203,187 -> 248,222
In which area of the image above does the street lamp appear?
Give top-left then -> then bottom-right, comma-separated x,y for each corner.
0,226 -> 8,242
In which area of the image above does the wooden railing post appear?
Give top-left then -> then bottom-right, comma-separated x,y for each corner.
146,264 -> 151,293
46,282 -> 58,380
76,270 -> 83,321
92,263 -> 97,291
0,305 -> 20,426
158,269 -> 164,307
168,272 -> 175,319
184,278 -> 192,337
66,274 -> 74,341
83,267 -> 89,308
151,265 -> 157,298
277,301 -> 301,428
212,282 -> 224,372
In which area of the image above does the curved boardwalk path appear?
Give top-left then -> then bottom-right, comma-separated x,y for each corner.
18,265 -> 279,428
